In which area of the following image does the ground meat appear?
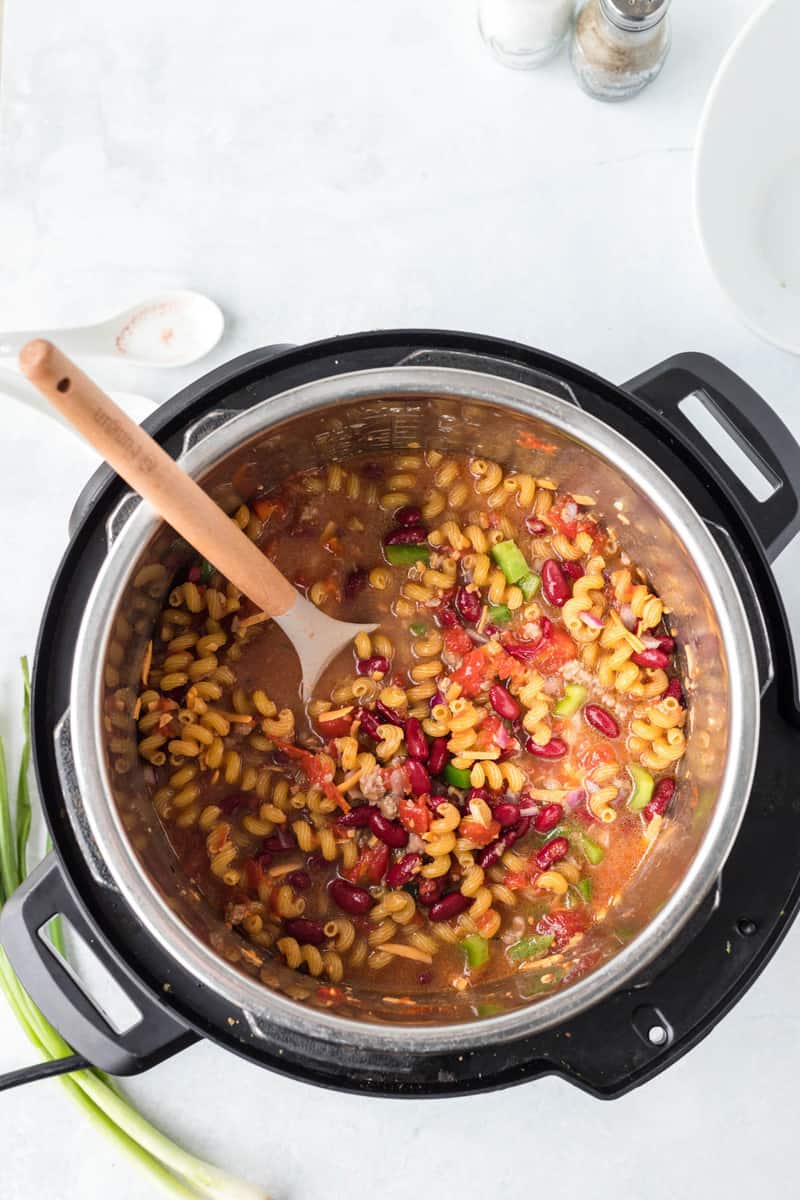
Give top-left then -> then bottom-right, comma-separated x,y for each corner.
407,833 -> 426,854
359,767 -> 386,801
378,795 -> 399,819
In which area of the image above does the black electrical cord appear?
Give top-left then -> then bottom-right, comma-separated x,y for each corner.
0,1053 -> 90,1093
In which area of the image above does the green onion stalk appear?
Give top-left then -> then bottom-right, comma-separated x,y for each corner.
0,660 -> 269,1200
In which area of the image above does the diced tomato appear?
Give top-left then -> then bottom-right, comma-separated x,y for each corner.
578,741 -> 618,770
451,646 -> 493,697
398,796 -> 431,836
492,650 -> 528,683
531,625 -> 577,674
474,713 -> 505,750
252,497 -> 286,522
345,843 -> 389,885
459,819 -> 501,847
504,870 -> 531,891
443,626 -> 473,658
535,908 -> 590,951
315,711 -> 354,739
243,859 -> 262,891
548,495 -> 579,540
516,432 -> 557,453
272,739 -> 350,813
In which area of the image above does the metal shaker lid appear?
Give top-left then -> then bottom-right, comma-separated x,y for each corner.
600,0 -> 670,32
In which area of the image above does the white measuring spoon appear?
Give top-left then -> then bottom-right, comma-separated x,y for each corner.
1,366 -> 155,433
0,291 -> 224,368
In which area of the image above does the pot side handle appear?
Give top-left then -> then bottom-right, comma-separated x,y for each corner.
0,854 -> 196,1075
622,353 -> 800,564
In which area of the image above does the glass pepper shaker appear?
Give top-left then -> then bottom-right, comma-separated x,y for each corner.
478,0 -> 575,70
570,0 -> 671,101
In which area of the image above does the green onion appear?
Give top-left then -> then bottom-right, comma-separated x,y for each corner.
487,604 -> 511,626
627,764 -> 655,811
0,659 -> 268,1200
490,539 -> 530,585
552,683 -> 588,719
518,572 -> 541,600
463,934 -> 490,969
444,761 -> 471,789
507,934 -> 554,964
409,620 -> 428,636
385,543 -> 430,566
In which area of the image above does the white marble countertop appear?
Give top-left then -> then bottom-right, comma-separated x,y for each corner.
2,1 -> 799,1197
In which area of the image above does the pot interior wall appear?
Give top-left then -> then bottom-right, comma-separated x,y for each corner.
100,389 -> 727,1026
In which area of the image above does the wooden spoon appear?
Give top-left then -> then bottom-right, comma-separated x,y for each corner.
20,340 -> 376,693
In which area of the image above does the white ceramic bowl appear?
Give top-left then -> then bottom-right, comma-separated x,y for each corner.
694,0 -> 800,353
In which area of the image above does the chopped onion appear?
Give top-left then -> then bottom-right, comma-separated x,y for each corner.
620,604 -> 636,631
565,788 -> 586,811
641,635 -> 661,649
579,610 -> 604,630
519,806 -> 539,817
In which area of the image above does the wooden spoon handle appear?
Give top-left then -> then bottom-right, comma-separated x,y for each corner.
20,339 -> 298,618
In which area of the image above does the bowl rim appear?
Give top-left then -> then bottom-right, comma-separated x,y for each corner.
69,364 -> 760,1054
693,0 -> 800,355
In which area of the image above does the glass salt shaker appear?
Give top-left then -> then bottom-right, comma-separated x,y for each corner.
478,0 -> 575,70
570,0 -> 671,101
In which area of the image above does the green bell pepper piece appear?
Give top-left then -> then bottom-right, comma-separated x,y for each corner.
507,933 -> 555,964
385,543 -> 430,566
200,559 -> 215,583
409,620 -> 428,636
487,603 -> 512,626
444,761 -> 471,789
627,764 -> 655,811
518,572 -> 541,600
580,834 -> 605,866
576,877 -> 593,903
463,934 -> 490,969
491,539 -> 530,585
552,683 -> 588,718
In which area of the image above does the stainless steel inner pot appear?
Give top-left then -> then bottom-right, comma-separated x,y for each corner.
68,364 -> 759,1054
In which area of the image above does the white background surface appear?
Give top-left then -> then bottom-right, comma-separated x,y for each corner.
1,1 -> 798,1197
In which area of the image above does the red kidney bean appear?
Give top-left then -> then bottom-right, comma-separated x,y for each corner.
187,564 -> 202,582
535,836 -> 569,871
664,677 -> 684,705
525,517 -> 547,535
343,568 -> 368,600
484,623 -> 500,637
386,852 -> 423,888
329,878 -> 375,915
356,655 -> 389,676
429,892 -> 470,922
584,704 -> 620,739
417,878 -> 445,907
428,737 -> 449,775
493,802 -> 521,827
358,708 -> 382,739
631,648 -> 671,670
384,525 -> 427,546
263,827 -> 297,851
395,505 -> 422,526
656,636 -> 675,654
283,917 -> 326,946
455,586 -> 482,624
306,852 -> 326,873
562,561 -> 584,580
287,869 -> 310,891
417,969 -> 433,985
489,683 -> 520,721
437,605 -> 461,629
404,717 -> 429,760
476,817 -> 531,869
542,559 -> 571,607
368,809 -> 409,848
406,759 -> 431,796
337,804 -> 376,829
504,642 -> 539,663
361,462 -> 384,480
644,778 -> 675,822
525,736 -> 568,759
467,787 -> 493,804
376,700 -> 405,727
534,803 -> 564,833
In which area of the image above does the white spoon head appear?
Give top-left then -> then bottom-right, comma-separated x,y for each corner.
110,291 -> 225,367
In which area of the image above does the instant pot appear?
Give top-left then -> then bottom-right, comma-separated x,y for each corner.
3,329 -> 800,1099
